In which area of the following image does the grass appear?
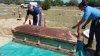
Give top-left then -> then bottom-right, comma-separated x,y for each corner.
0,6 -> 83,28
0,5 -> 26,19
42,7 -> 82,28
0,5 -> 96,50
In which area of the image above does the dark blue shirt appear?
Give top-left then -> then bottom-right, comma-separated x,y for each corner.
27,6 -> 41,19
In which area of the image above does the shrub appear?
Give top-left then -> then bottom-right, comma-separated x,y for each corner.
42,0 -> 51,10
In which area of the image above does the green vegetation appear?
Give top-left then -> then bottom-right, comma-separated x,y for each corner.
87,0 -> 100,7
0,6 -> 82,28
42,0 -> 51,10
0,0 -> 24,5
68,0 -> 78,6
51,0 -> 64,6
0,0 -> 100,7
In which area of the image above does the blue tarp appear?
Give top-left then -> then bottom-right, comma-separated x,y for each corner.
0,42 -> 66,56
76,41 -> 86,56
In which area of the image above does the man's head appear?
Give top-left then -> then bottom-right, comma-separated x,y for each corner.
78,2 -> 88,11
28,4 -> 33,11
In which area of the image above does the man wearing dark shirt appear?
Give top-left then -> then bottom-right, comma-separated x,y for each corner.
23,4 -> 42,26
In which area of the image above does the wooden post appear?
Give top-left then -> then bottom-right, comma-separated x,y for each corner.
44,16 -> 48,27
18,7 -> 22,18
12,9 -> 16,16
29,20 -> 31,25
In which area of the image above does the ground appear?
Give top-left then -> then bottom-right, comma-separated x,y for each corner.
0,4 -> 96,50
0,36 -> 12,46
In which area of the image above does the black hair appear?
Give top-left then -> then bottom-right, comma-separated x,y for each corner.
78,2 -> 88,7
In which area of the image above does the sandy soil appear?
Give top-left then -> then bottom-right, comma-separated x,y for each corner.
0,18 -> 33,35
0,36 -> 12,47
0,18 -> 32,47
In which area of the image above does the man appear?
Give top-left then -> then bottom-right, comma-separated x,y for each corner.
81,0 -> 97,48
72,2 -> 100,56
23,4 -> 42,26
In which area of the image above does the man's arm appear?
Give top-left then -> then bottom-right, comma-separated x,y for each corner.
76,19 -> 86,27
23,15 -> 29,24
76,19 -> 86,41
84,18 -> 91,26
36,14 -> 39,26
82,19 -> 91,29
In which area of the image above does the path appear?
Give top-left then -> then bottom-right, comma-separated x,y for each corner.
0,18 -> 32,36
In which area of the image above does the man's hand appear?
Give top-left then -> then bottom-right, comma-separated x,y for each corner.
82,25 -> 86,29
72,26 -> 77,29
24,15 -> 29,25
82,19 -> 91,29
68,37 -> 77,43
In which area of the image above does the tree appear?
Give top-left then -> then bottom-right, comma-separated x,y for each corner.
0,0 -> 24,5
42,0 -> 51,10
87,0 -> 100,7
98,0 -> 100,2
50,0 -> 54,6
15,0 -> 24,5
0,0 -> 4,3
53,0 -> 64,6
69,0 -> 78,6
64,2 -> 69,6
